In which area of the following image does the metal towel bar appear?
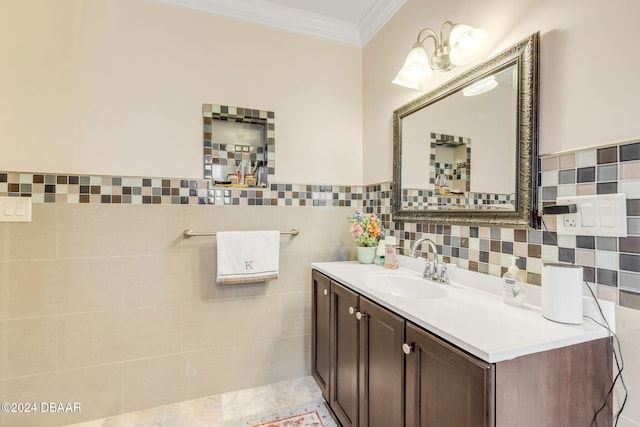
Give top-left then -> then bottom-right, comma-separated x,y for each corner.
183,228 -> 300,238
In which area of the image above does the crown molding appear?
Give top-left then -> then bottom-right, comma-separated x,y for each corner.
359,0 -> 405,46
151,0 -> 405,47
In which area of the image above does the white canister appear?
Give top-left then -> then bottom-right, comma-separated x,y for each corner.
541,263 -> 584,324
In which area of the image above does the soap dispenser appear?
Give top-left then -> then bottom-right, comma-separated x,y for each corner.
375,240 -> 385,266
384,236 -> 398,269
503,256 -> 525,307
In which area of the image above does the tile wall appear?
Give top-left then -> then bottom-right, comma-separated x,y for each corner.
0,201 -> 356,427
365,140 -> 640,310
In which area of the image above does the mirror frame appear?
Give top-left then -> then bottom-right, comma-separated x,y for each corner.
392,32 -> 539,228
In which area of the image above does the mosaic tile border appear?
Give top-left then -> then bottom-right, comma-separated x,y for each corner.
0,141 -> 638,310
0,172 -> 362,207
205,184 -> 363,207
0,173 -> 211,205
401,188 -> 514,209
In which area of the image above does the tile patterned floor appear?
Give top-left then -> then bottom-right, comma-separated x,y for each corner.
64,376 -> 336,427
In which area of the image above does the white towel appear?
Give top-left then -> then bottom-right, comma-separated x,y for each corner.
216,231 -> 280,284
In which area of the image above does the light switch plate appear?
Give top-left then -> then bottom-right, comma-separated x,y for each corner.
555,194 -> 627,237
0,196 -> 32,222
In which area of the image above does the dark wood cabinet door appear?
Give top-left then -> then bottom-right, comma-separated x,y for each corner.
330,280 -> 360,427
358,297 -> 405,427
311,270 -> 331,401
405,322 -> 495,427
495,337 -> 612,427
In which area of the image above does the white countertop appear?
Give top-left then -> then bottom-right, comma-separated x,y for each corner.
311,257 -> 614,363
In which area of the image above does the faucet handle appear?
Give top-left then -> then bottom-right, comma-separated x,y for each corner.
431,260 -> 439,280
439,262 -> 450,284
422,259 -> 431,279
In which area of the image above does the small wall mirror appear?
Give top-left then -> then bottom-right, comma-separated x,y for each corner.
203,104 -> 275,186
392,32 -> 539,228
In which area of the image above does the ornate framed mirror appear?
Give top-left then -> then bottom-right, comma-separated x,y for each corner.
392,32 -> 539,228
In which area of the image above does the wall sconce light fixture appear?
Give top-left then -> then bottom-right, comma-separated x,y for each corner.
392,21 -> 489,90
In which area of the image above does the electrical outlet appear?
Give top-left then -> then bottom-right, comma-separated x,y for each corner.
563,214 -> 576,227
556,194 -> 627,236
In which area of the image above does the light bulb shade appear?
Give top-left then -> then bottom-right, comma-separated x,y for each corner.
462,75 -> 497,96
404,45 -> 430,67
392,45 -> 433,89
449,25 -> 488,65
392,70 -> 421,90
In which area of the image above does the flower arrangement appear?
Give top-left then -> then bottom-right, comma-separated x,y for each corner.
347,211 -> 383,247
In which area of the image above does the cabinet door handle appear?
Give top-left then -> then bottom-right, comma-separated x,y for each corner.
348,306 -> 355,315
323,289 -> 328,296
402,343 -> 414,354
356,311 -> 365,320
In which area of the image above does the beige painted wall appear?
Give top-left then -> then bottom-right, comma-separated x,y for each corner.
364,0 -> 640,184
364,0 -> 640,424
0,0 -> 363,185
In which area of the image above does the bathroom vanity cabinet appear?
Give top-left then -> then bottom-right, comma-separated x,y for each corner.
312,270 -> 404,427
311,269 -> 612,427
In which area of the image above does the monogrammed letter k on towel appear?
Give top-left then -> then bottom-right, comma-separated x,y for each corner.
215,231 -> 280,285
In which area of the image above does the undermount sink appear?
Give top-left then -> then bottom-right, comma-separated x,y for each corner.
361,273 -> 447,300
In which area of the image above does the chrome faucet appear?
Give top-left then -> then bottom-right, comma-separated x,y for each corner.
410,237 -> 449,284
